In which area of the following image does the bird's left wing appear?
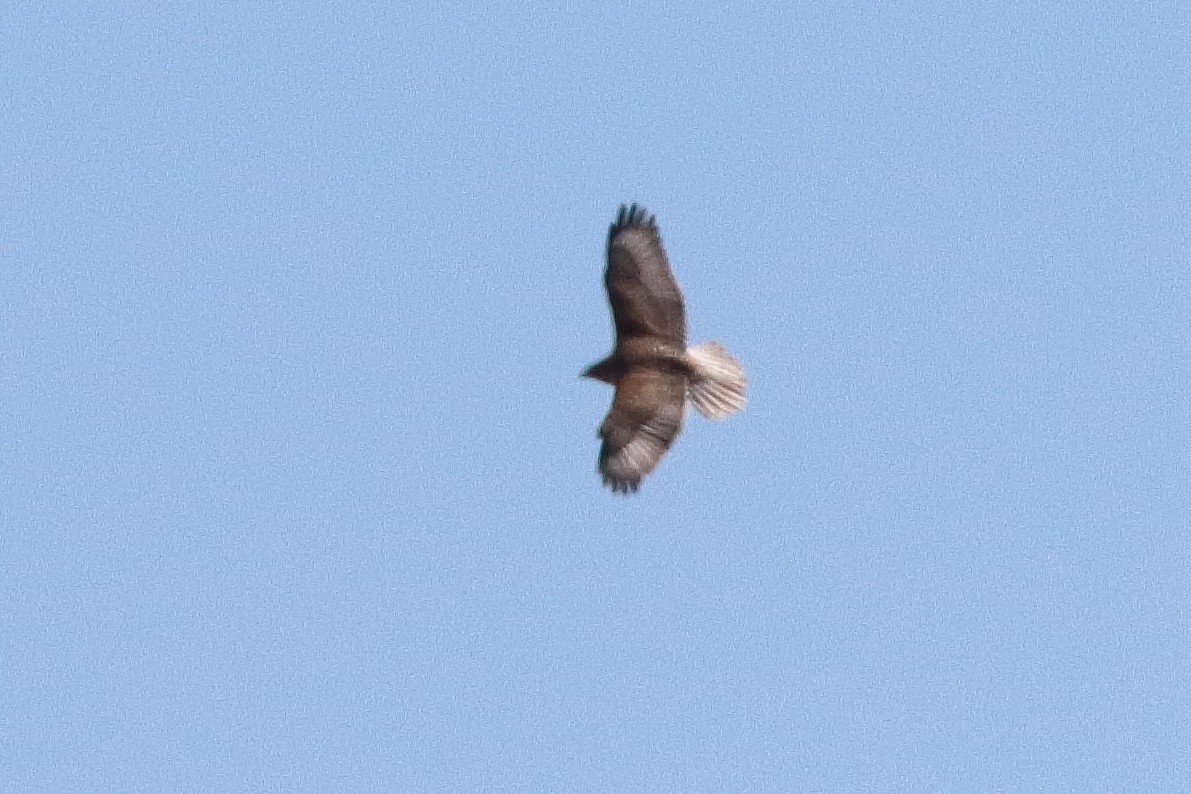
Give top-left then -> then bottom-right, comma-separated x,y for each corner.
605,204 -> 686,345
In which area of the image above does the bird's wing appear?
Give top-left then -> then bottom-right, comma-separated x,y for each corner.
605,204 -> 686,346
597,367 -> 687,493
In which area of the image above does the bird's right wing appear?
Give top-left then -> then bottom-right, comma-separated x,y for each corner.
597,367 -> 686,493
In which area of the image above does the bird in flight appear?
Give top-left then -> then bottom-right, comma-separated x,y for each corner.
583,204 -> 746,493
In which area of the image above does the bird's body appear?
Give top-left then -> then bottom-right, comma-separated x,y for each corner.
584,204 -> 747,493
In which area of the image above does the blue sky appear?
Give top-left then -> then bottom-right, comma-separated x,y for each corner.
4,3 -> 1190,791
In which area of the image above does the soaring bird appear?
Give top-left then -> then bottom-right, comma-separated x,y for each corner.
583,204 -> 746,493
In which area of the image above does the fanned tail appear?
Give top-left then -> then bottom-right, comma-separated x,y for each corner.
685,341 -> 747,420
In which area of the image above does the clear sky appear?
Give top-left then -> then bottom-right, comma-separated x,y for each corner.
4,3 -> 1190,792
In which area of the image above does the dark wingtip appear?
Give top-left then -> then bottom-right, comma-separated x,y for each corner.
598,457 -> 641,494
603,474 -> 640,495
609,202 -> 655,243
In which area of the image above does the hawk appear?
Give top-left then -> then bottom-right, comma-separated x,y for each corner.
583,204 -> 747,493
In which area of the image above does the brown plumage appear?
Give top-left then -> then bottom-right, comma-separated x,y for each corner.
583,204 -> 747,493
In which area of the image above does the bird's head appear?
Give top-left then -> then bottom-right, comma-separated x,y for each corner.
582,357 -> 620,385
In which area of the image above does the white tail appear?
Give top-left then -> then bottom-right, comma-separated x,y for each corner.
685,341 -> 747,420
